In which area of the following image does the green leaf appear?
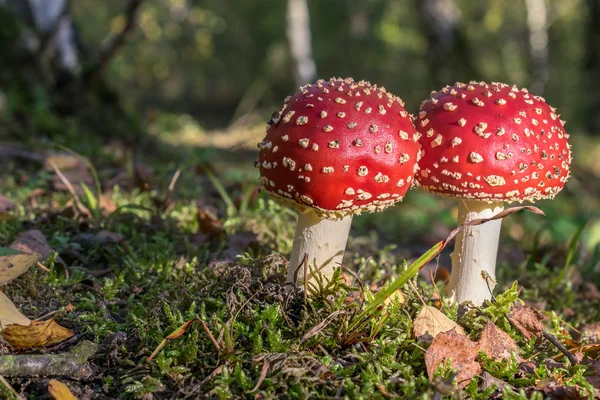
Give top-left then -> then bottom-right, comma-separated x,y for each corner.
0,248 -> 23,256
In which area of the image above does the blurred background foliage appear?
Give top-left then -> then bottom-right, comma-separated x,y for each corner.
0,0 -> 599,252
68,0 -> 588,129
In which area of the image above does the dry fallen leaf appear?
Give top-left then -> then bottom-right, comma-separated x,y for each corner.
48,379 -> 77,400
383,290 -> 405,306
413,305 -> 465,342
478,322 -> 522,362
197,204 -> 225,238
424,328 -> 481,389
0,247 -> 38,285
1,318 -> 74,349
10,229 -> 52,260
509,306 -> 545,340
0,290 -> 31,329
0,193 -> 15,220
0,230 -> 53,284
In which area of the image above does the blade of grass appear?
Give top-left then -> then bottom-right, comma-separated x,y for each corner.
55,144 -> 103,218
348,241 -> 444,332
550,222 -> 586,289
199,165 -> 236,216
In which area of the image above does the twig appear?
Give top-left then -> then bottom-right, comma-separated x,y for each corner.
0,340 -> 98,378
542,331 -> 579,365
0,374 -> 23,400
199,320 -> 221,353
36,261 -> 50,272
168,169 -> 181,192
245,359 -> 269,394
84,0 -> 145,84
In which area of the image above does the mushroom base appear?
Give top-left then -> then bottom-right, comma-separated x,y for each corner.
287,210 -> 353,285
446,200 -> 504,306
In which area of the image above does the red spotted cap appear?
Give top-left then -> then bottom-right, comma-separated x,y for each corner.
256,77 -> 420,219
416,81 -> 572,202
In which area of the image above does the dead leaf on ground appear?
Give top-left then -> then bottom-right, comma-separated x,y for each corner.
0,193 -> 15,220
1,318 -> 74,350
0,230 -> 52,284
197,203 -> 225,237
536,379 -> 589,400
0,290 -> 31,329
424,328 -> 481,389
48,379 -> 77,400
478,322 -> 522,362
508,305 -> 545,340
10,229 -> 52,260
0,247 -> 38,285
479,371 -> 513,393
413,305 -> 465,343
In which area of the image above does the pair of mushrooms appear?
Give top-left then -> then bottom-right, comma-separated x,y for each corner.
256,78 -> 571,306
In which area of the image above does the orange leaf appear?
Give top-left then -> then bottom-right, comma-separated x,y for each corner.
146,318 -> 199,363
48,379 -> 77,400
1,318 -> 74,350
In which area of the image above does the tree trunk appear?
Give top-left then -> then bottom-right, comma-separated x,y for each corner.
415,0 -> 476,87
286,0 -> 317,86
525,0 -> 549,94
585,0 -> 600,134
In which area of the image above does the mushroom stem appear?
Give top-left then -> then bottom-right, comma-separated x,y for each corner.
287,210 -> 353,285
447,200 -> 504,305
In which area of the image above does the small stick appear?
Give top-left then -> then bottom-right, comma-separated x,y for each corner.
0,374 -> 23,400
36,262 -> 50,272
542,331 -> 579,365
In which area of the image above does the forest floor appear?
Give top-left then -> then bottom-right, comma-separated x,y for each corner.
0,123 -> 600,399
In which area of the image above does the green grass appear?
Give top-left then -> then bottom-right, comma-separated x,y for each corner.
0,126 -> 599,398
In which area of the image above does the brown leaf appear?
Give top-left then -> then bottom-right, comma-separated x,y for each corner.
0,249 -> 38,285
0,290 -> 31,329
508,305 -> 545,340
197,204 -> 225,238
413,305 -> 465,343
478,322 -> 522,362
48,379 -> 77,400
424,328 -> 481,388
0,194 -> 15,220
1,318 -> 74,349
10,229 -> 52,261
537,379 -> 588,399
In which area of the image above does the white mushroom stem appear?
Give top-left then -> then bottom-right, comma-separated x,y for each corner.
287,210 -> 353,285
446,200 -> 504,305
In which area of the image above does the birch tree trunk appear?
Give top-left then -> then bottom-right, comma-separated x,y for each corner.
286,0 -> 317,86
525,0 -> 549,94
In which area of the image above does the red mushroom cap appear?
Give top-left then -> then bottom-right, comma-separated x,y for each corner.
416,81 -> 572,202
256,77 -> 419,219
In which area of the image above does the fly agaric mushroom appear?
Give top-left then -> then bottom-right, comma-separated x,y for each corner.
256,77 -> 419,285
416,81 -> 572,305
